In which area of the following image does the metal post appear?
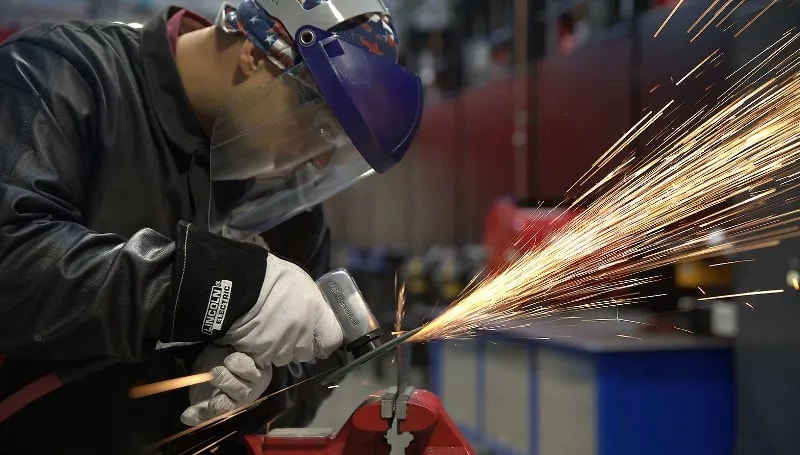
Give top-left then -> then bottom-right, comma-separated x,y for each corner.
513,0 -> 530,202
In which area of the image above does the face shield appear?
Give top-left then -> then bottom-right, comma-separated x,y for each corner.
209,64 -> 376,238
209,0 -> 423,240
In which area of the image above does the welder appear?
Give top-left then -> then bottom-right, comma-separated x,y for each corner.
0,1 -> 421,453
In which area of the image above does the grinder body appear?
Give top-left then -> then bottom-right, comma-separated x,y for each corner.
316,269 -> 384,359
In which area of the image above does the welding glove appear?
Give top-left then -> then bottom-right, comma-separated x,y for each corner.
218,254 -> 344,369
180,345 -> 271,426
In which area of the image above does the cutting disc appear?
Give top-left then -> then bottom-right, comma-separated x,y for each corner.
321,327 -> 422,385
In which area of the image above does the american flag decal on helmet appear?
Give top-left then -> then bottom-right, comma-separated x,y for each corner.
218,0 -> 399,71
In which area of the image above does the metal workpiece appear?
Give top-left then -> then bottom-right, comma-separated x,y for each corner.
389,316 -> 413,428
381,386 -> 416,420
316,269 -> 383,357
320,327 -> 422,386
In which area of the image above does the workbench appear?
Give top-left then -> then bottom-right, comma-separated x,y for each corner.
428,310 -> 733,455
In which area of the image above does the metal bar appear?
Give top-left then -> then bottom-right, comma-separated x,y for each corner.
320,327 -> 422,386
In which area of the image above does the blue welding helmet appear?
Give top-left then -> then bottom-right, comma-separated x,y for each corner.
208,0 -> 423,240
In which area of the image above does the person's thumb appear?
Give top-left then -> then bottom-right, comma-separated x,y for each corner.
180,399 -> 213,426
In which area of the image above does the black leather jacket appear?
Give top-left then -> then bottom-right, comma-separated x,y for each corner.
0,7 -> 345,454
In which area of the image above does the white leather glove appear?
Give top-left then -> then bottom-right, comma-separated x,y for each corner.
180,345 -> 271,426
219,254 -> 344,369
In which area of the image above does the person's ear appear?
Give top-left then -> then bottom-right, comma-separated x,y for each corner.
238,39 -> 270,77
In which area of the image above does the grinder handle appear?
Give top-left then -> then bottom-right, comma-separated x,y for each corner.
316,269 -> 384,358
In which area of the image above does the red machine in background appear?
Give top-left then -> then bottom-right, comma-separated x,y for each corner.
483,198 -> 581,273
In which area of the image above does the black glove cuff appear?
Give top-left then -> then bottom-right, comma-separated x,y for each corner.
161,221 -> 269,343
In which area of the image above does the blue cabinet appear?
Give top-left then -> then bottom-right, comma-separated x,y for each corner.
429,324 -> 733,455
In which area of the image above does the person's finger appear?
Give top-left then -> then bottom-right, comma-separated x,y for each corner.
180,400 -> 211,426
272,347 -> 294,367
209,393 -> 238,415
293,338 -> 315,363
313,305 -> 344,359
223,352 -> 263,383
209,366 -> 251,403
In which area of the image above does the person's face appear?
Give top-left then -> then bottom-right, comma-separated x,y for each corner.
212,46 -> 343,181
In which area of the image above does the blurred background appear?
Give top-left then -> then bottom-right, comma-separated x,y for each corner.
3,1 -> 800,454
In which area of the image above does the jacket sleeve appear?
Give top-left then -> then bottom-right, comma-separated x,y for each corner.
0,41 -> 265,363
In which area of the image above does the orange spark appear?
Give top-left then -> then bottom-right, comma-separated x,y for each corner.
409,34 -> 800,343
735,0 -> 779,38
654,0 -> 685,38
708,259 -> 755,267
697,289 -> 785,301
129,373 -> 213,399
691,0 -> 735,42
688,0 -> 722,33
717,0 -> 746,27
677,49 -> 719,85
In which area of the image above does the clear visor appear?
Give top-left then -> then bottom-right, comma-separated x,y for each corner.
208,63 -> 374,240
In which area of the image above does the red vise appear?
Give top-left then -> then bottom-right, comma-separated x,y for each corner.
243,389 -> 474,455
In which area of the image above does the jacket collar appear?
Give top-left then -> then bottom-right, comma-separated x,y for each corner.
141,7 -> 209,156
